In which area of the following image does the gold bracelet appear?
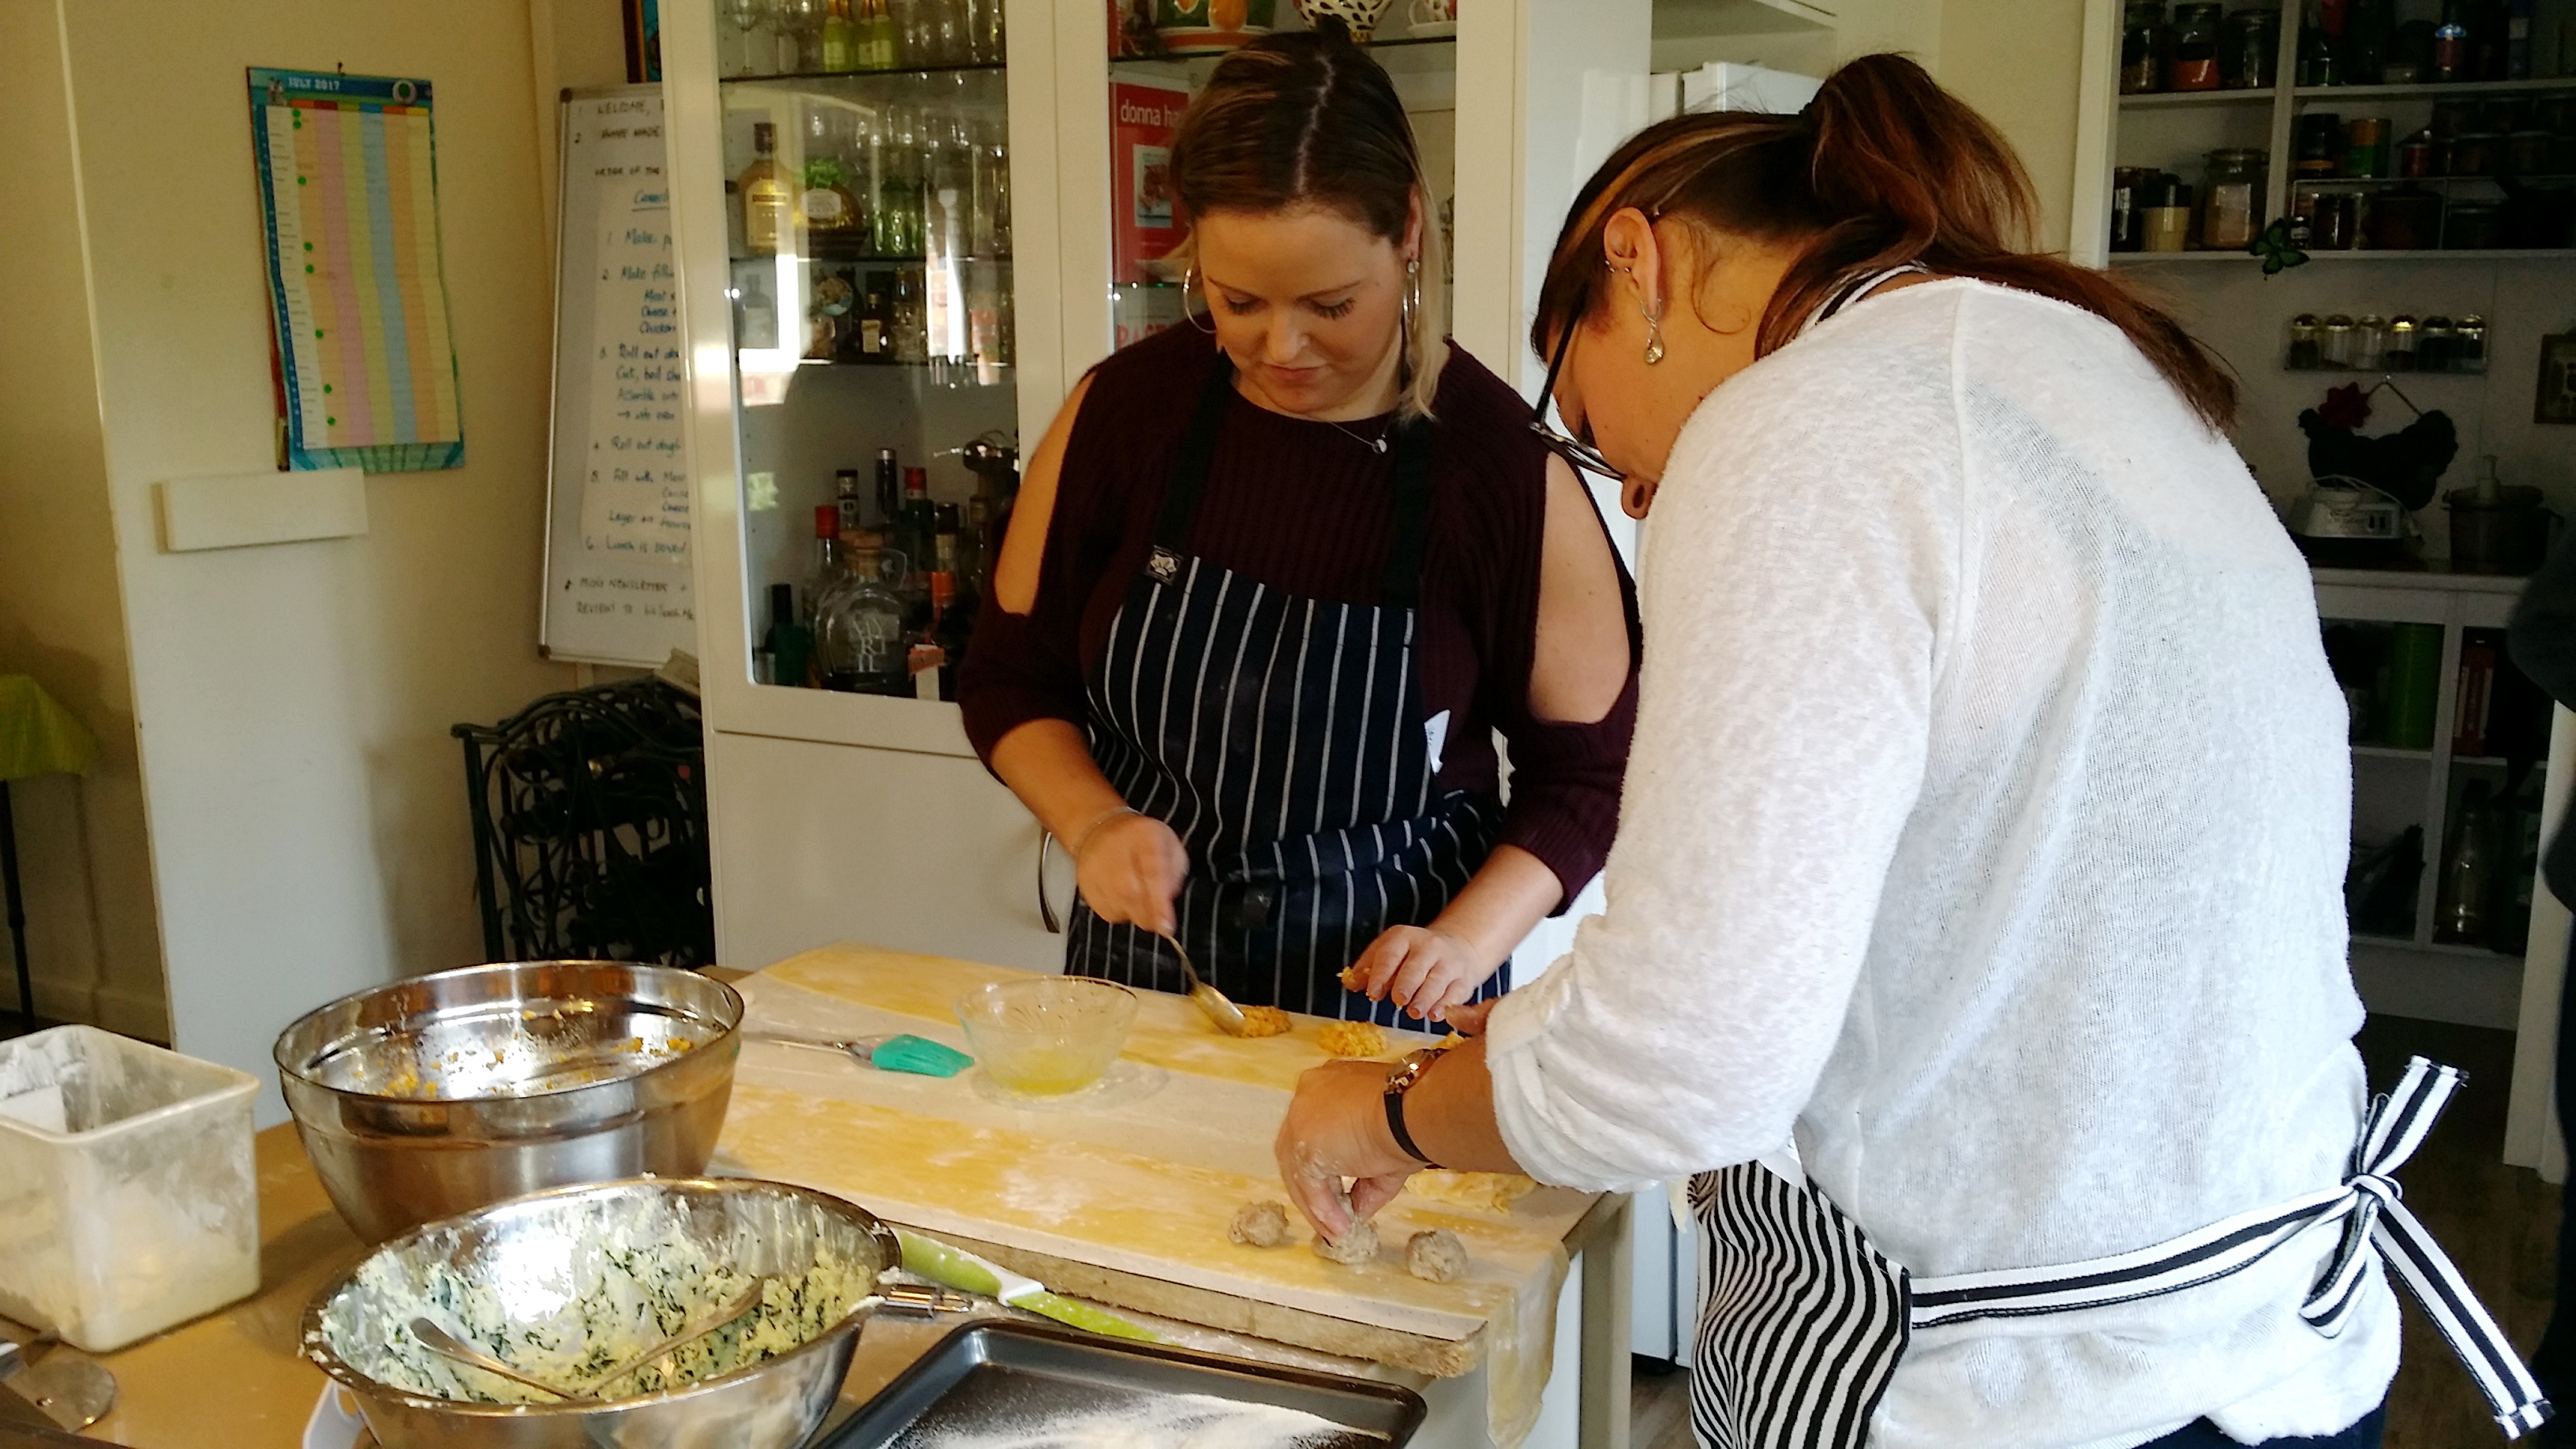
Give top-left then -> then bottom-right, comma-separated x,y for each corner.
1065,804 -> 1144,863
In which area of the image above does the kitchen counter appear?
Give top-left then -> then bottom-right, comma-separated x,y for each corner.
4,952 -> 1631,1449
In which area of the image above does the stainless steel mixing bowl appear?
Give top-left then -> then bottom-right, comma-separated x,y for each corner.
304,1177 -> 898,1449
273,961 -> 742,1243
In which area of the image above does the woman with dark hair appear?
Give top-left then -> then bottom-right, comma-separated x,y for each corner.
958,27 -> 1634,1026
1275,54 -> 2548,1448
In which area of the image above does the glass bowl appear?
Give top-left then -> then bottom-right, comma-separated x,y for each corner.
953,978 -> 1139,1097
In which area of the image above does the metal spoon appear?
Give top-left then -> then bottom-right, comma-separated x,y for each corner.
1156,931 -> 1249,1036
406,1318 -> 572,1401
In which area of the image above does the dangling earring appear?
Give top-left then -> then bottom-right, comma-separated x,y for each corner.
1642,295 -> 1667,366
1400,257 -> 1418,339
1181,263 -> 1217,335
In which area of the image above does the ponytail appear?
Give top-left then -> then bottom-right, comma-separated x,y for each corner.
1532,54 -> 2237,432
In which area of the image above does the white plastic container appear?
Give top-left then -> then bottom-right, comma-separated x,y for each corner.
0,1025 -> 260,1351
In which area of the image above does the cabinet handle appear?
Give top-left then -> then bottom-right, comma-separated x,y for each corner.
1038,831 -> 1062,934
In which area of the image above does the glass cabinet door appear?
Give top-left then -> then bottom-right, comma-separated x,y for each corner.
711,1 -> 1022,704
1100,2 -> 1460,355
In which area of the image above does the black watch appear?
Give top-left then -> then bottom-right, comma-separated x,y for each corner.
1381,1047 -> 1446,1168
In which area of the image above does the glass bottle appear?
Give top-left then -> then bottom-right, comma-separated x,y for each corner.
2199,148 -> 2267,248
814,546 -> 912,695
803,504 -> 846,623
2122,1 -> 2173,92
899,466 -> 939,591
863,0 -> 898,69
2435,780 -> 2495,945
765,582 -> 814,689
968,0 -> 1006,62
834,467 -> 866,537
2287,313 -> 2323,368
2320,313 -> 2358,367
2434,0 -> 2469,80
2169,2 -> 2226,88
739,122 -> 793,256
799,108 -> 864,240
822,0 -> 859,71
874,447 -> 900,530
2298,4 -> 2342,84
2384,315 -> 2419,370
892,266 -> 929,363
2420,316 -> 2456,371
2353,314 -> 2387,371
873,107 -> 925,256
2454,314 -> 2488,373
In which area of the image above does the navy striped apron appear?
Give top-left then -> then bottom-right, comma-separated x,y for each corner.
1065,358 -> 1506,1025
1689,1058 -> 2549,1446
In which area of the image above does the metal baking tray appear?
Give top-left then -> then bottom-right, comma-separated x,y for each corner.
817,1320 -> 1426,1448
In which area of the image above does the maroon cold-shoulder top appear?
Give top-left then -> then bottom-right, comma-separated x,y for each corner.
959,325 -> 1637,902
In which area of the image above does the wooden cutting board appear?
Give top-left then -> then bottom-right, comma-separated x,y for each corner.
712,945 -> 1596,1376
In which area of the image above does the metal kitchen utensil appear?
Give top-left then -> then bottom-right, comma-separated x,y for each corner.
406,1318 -> 572,1401
750,1032 -> 972,1076
273,960 -> 743,1243
0,1332 -> 117,1433
305,1177 -> 900,1449
811,1320 -> 1425,1449
1157,931 -> 1250,1036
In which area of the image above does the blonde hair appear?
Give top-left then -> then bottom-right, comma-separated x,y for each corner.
1167,26 -> 1447,420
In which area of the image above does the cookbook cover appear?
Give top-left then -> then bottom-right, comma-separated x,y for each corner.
1110,79 -> 1193,286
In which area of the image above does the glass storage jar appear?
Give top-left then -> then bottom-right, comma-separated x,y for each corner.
2121,1 -> 2172,92
2287,313 -> 2323,369
2384,316 -> 2419,370
2320,313 -> 2359,369
2170,2 -> 2225,88
2353,315 -> 2388,371
2222,6 -> 2278,88
2200,148 -> 2268,248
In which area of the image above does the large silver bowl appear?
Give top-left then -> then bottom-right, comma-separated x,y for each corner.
274,961 -> 743,1243
304,1177 -> 898,1449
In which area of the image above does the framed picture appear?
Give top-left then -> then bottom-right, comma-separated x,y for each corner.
623,0 -> 661,83
2540,332 -> 2576,425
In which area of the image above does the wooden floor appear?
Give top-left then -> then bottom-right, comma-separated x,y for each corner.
1626,1016 -> 2559,1448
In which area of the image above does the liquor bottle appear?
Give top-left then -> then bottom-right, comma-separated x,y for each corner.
2433,0 -> 2469,80
803,504 -> 846,623
740,122 -> 793,256
873,107 -> 925,256
912,571 -> 952,702
873,447 -> 900,530
814,546 -> 912,695
934,503 -> 963,583
2297,6 -> 2341,84
857,270 -> 892,360
960,496 -> 992,600
732,268 -> 779,349
765,582 -> 814,689
900,466 -> 938,591
2435,780 -> 2495,945
822,0 -> 859,71
864,0 -> 899,69
834,468 -> 865,537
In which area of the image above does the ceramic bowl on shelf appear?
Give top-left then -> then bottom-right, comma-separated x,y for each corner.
1296,0 -> 1401,42
1150,0 -> 1278,53
954,976 -> 1139,1097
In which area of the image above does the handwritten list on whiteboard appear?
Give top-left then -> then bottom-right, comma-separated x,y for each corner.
541,88 -> 696,665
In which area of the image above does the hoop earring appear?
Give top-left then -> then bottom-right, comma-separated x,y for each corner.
1642,296 -> 1667,366
1181,264 -> 1217,335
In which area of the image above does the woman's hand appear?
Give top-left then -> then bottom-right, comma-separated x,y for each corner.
1275,1059 -> 1421,1242
1073,812 -> 1189,935
1345,926 -> 1498,1023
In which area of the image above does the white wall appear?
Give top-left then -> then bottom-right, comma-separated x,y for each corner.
43,0 -> 591,1118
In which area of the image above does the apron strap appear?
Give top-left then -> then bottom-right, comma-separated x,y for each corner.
1908,1057 -> 2552,1439
1147,354 -> 1438,608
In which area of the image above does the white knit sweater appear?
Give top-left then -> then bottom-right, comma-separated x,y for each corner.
1486,280 -> 2397,1448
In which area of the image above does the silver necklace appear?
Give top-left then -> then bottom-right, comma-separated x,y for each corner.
1320,415 -> 1392,455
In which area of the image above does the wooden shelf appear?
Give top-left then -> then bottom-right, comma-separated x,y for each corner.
2120,88 -> 2277,107
2106,250 -> 2251,264
723,61 -> 1009,83
2291,174 -> 2576,189
2352,744 -> 2435,761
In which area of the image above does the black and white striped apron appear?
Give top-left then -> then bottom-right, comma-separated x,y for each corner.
1065,358 -> 1506,1025
1688,1057 -> 2551,1447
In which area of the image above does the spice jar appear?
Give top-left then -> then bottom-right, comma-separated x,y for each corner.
2170,2 -> 2225,89
2454,315 -> 2488,373
2110,167 -> 2151,252
2320,313 -> 2359,369
2367,185 -> 2443,249
2346,117 -> 2392,179
2451,131 -> 2502,176
2287,313 -> 2323,369
2444,199 -> 2503,248
2385,315 -> 2419,371
2313,190 -> 2360,249
2121,1 -> 2172,92
2353,315 -> 2388,372
2144,174 -> 2196,251
2295,113 -> 2343,177
2419,316 -> 2455,371
2397,129 -> 2439,178
2200,148 -> 2267,249
2222,6 -> 2279,88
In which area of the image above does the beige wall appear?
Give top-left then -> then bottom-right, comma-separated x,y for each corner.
1939,0 -> 2090,254
21,0 -> 617,1109
0,0 -> 170,1040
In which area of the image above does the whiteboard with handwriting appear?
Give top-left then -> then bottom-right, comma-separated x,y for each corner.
540,86 -> 695,665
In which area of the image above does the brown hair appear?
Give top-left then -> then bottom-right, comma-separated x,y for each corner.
1530,54 -> 2237,431
1166,24 -> 1447,419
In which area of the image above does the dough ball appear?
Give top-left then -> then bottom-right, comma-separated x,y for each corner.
1227,1200 -> 1294,1248
1311,1216 -> 1380,1264
1407,1229 -> 1469,1283
1237,1005 -> 1291,1038
1315,1020 -> 1390,1059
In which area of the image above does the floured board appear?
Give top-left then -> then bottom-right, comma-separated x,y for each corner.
713,945 -> 1593,1368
